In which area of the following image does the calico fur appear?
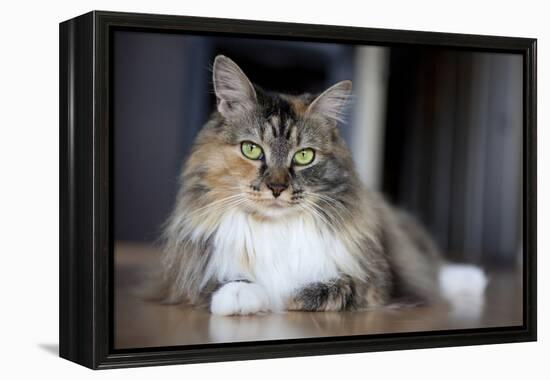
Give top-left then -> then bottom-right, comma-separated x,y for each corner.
153,55 -> 480,316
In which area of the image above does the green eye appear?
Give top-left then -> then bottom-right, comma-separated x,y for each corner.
293,148 -> 315,165
241,141 -> 263,160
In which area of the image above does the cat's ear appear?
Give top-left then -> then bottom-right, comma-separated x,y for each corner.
306,80 -> 352,125
212,55 -> 257,120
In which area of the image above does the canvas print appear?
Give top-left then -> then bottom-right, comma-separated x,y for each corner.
113,30 -> 523,349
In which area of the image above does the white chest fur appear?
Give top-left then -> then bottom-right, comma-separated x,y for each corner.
202,210 -> 357,311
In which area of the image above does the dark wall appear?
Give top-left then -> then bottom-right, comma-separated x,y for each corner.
114,32 -> 191,242
383,48 -> 523,265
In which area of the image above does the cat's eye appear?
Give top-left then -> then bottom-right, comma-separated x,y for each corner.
293,148 -> 315,166
241,141 -> 263,160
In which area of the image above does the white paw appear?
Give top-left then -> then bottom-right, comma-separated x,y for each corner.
210,282 -> 270,316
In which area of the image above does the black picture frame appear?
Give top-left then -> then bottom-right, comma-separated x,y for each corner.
59,10 -> 537,369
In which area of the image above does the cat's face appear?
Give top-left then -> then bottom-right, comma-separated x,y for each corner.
188,56 -> 358,221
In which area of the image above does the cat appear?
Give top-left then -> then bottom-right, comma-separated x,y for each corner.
154,55 -> 487,316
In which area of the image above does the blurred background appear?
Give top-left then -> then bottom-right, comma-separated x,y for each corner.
113,30 -> 523,268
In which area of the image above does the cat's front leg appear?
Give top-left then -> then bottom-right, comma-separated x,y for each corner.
210,281 -> 270,316
288,276 -> 378,311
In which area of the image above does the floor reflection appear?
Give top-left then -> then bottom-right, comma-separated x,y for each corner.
114,242 -> 523,349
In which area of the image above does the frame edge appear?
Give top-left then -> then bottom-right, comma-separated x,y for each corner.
59,11 -> 97,369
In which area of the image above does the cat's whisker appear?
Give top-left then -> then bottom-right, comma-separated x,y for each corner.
185,201 -> 244,225
193,197 -> 249,218
303,192 -> 354,223
185,194 -> 244,218
302,198 -> 367,248
303,192 -> 353,214
303,197 -> 349,229
298,201 -> 332,227
301,196 -> 335,217
313,201 -> 349,225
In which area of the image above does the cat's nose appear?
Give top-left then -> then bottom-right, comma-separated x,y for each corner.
266,182 -> 288,198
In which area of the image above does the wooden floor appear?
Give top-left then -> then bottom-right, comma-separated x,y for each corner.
115,242 -> 523,349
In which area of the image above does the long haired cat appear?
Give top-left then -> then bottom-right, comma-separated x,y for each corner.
155,55 -> 487,316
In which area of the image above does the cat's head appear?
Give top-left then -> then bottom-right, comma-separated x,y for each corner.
187,55 -> 360,221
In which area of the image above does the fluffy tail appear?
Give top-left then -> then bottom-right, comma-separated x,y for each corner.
439,263 -> 489,320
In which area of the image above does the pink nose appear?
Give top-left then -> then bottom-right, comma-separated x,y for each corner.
267,182 -> 288,198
